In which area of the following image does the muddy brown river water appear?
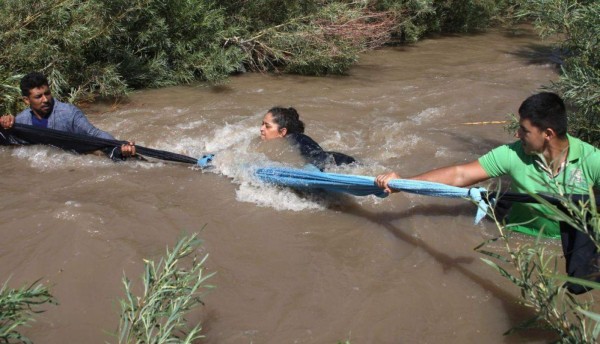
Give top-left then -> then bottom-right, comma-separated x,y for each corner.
1,28 -> 568,343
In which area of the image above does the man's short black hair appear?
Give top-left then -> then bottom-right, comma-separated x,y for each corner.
519,92 -> 568,138
20,72 -> 49,97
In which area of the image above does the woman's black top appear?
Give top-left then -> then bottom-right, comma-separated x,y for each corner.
286,133 -> 356,171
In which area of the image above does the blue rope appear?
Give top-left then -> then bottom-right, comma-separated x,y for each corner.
256,166 -> 388,197
255,167 -> 489,223
197,153 -> 215,168
387,178 -> 489,223
198,156 -> 489,223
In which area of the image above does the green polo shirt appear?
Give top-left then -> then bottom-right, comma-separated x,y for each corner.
478,135 -> 600,238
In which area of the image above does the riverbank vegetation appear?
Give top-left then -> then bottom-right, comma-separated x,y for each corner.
478,3 -> 600,337
117,233 -> 214,344
478,178 -> 600,342
3,217 -> 600,342
0,279 -> 55,343
0,0 -> 515,110
2,1 -> 596,145
1,0 -> 600,342
511,0 -> 600,145
0,234 -> 212,343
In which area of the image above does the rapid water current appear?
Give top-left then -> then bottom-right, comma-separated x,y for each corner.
1,27 -> 562,343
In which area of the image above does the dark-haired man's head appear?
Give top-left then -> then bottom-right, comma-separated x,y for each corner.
20,72 -> 49,97
516,92 -> 568,155
518,92 -> 567,138
20,72 -> 53,118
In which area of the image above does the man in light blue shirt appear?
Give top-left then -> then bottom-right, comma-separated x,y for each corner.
0,72 -> 135,160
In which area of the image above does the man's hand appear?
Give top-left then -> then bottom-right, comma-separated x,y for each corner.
0,114 -> 15,129
121,141 -> 136,157
375,172 -> 401,194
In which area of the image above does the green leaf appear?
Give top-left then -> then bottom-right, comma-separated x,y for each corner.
545,273 -> 600,290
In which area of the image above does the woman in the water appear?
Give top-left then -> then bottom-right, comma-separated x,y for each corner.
260,106 -> 356,170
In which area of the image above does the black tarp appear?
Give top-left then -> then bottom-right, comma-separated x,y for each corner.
0,123 -> 198,164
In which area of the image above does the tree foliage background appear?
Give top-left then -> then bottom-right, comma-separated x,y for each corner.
0,0 -> 597,146
512,0 -> 600,145
1,1 -> 600,341
0,0 -> 510,111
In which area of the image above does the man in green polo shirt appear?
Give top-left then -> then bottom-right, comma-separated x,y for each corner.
375,92 -> 600,237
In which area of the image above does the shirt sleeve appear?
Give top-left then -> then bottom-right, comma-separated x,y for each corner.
71,106 -> 115,140
15,110 -> 31,125
584,149 -> 600,189
478,143 -> 514,178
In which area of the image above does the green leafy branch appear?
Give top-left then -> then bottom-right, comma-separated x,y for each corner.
116,233 -> 215,344
0,279 -> 56,344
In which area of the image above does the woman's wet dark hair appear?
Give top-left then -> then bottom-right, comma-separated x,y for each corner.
20,72 -> 49,97
268,107 -> 305,135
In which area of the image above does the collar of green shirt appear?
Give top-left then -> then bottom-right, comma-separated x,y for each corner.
567,134 -> 582,163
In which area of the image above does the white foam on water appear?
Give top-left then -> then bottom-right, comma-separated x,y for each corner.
186,112 -> 389,211
54,210 -> 79,221
161,135 -> 206,159
65,200 -> 82,207
382,134 -> 422,159
318,129 -> 366,155
8,110 -> 387,212
435,147 -> 449,158
10,143 -> 165,173
361,107 -> 452,162
204,119 -> 258,152
409,107 -> 444,125
207,134 -> 329,211
236,183 -> 325,211
11,146 -> 114,171
176,118 -> 207,130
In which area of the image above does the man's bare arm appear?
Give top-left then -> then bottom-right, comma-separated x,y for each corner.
375,160 -> 490,193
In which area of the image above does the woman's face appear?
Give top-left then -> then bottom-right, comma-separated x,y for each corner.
260,112 -> 287,140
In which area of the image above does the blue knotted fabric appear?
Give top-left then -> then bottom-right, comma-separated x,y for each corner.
387,179 -> 489,224
255,167 -> 490,223
255,167 -> 388,197
197,154 -> 215,168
